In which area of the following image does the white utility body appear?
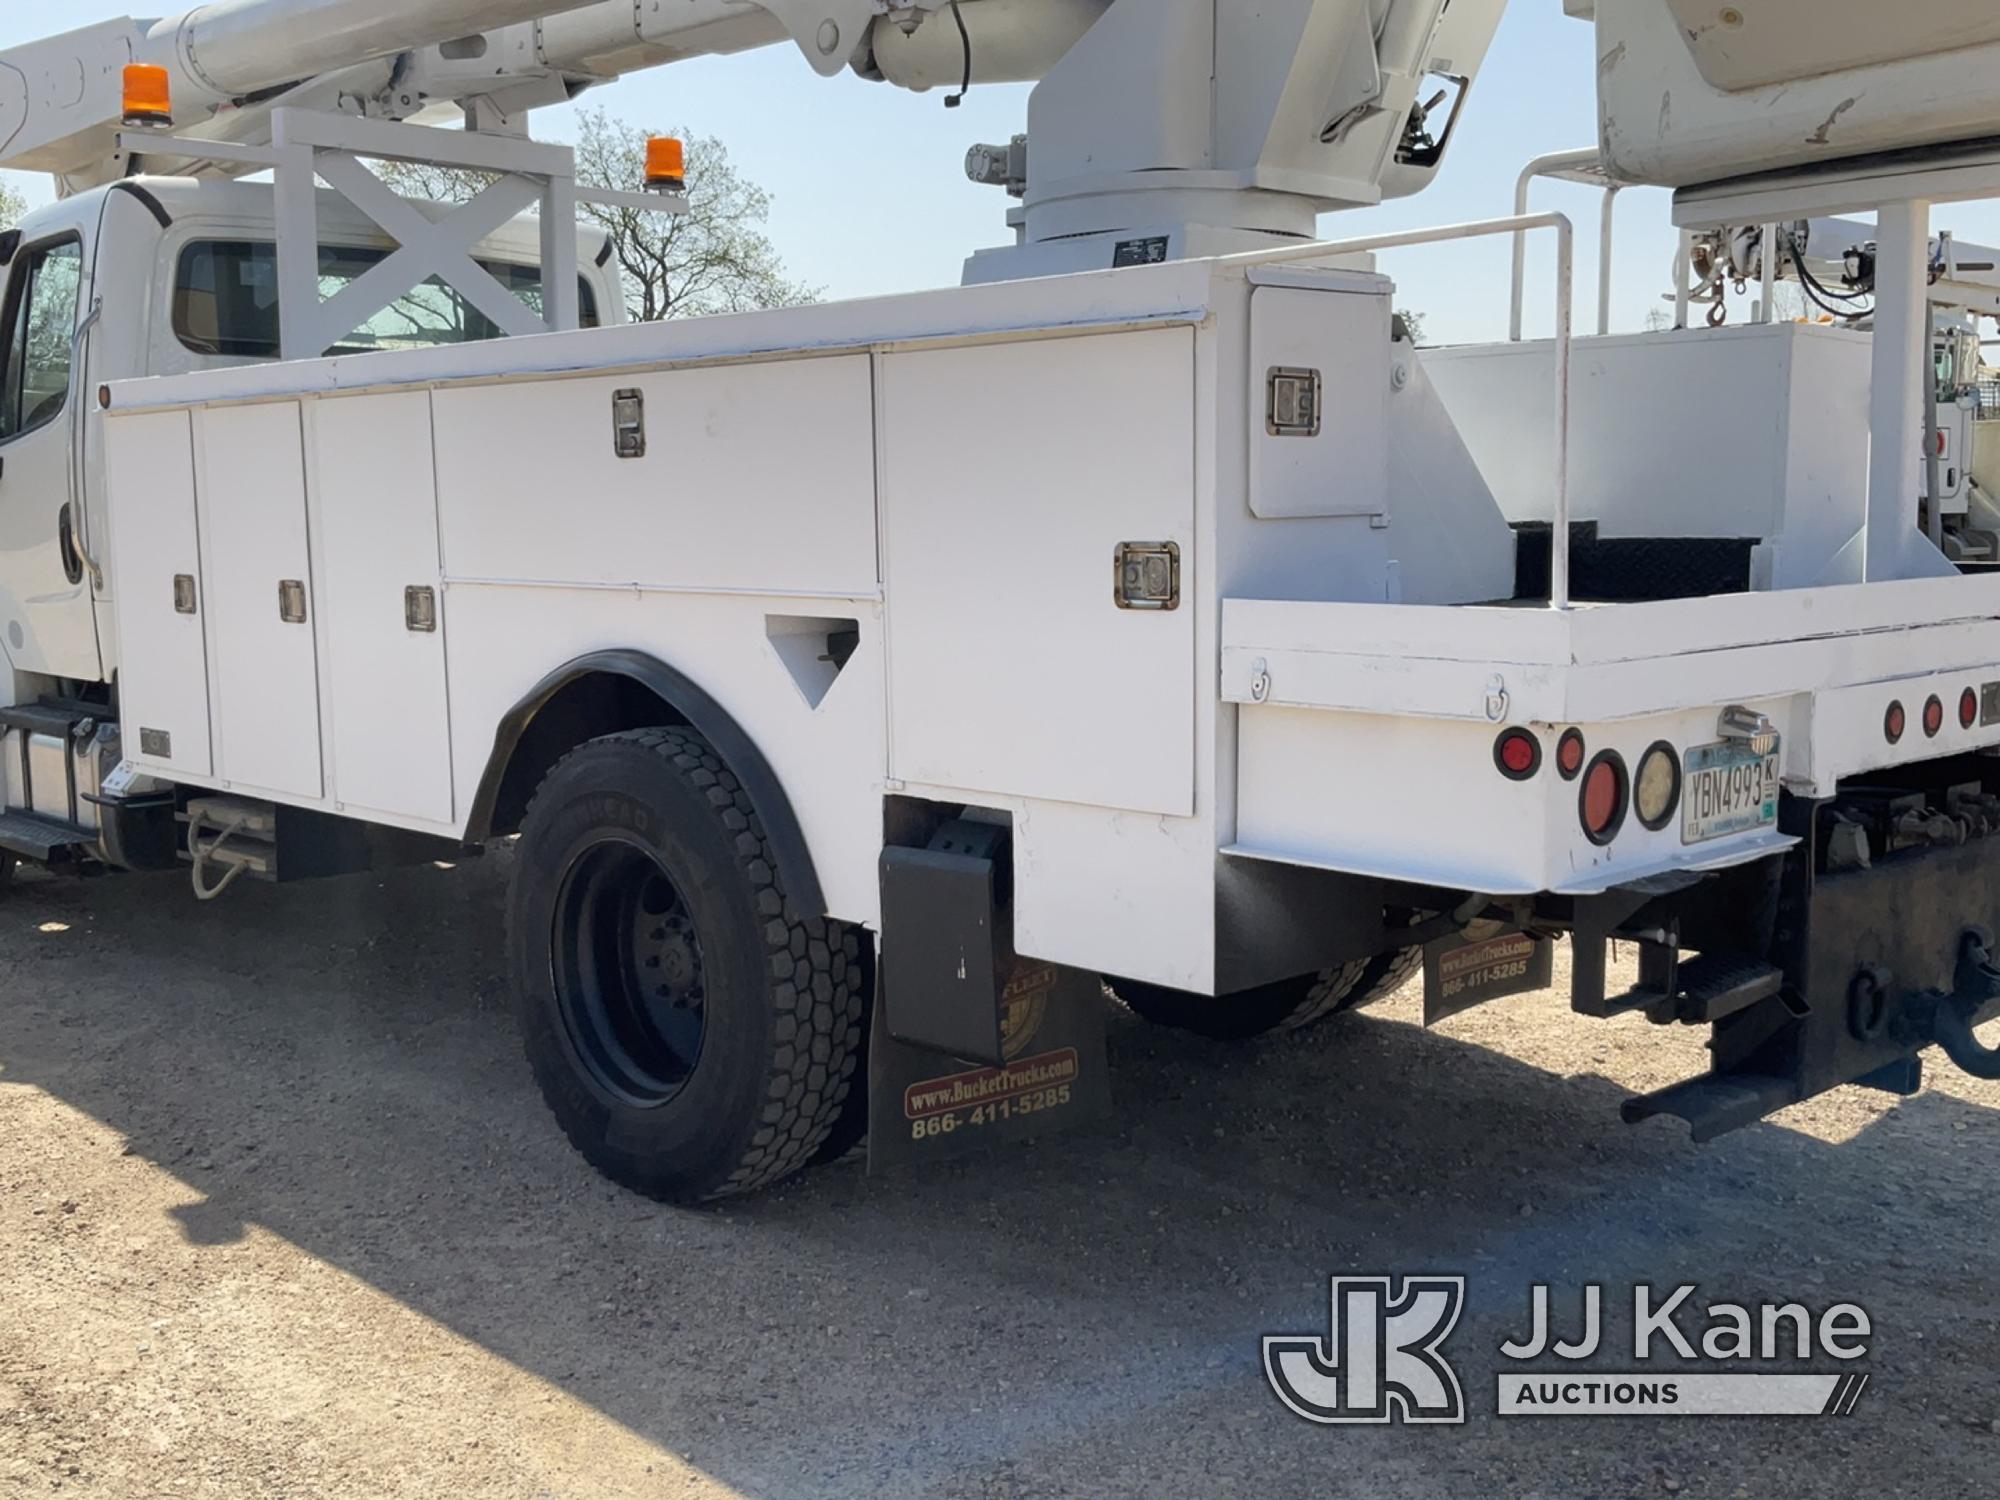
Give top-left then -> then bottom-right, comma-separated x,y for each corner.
12,0 -> 2000,1201
100,253 -> 1519,990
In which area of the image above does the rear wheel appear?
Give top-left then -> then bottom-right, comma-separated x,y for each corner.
1113,946 -> 1421,1040
508,727 -> 865,1202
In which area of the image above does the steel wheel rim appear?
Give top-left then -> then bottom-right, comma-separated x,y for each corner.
551,838 -> 708,1108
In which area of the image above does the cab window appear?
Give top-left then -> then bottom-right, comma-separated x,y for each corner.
0,238 -> 84,442
172,241 -> 600,359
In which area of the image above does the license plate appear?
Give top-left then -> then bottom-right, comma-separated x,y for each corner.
1682,740 -> 1780,845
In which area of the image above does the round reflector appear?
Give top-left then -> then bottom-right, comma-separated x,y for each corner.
1963,687 -> 1980,730
1635,743 -> 1681,830
1556,728 -> 1586,780
1494,728 -> 1541,781
1885,701 -> 1906,744
1924,695 -> 1945,738
1579,752 -> 1628,845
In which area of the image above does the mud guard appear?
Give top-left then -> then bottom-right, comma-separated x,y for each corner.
868,823 -> 1111,1173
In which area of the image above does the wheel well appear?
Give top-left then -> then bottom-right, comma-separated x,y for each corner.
482,672 -> 688,839
467,651 -> 828,917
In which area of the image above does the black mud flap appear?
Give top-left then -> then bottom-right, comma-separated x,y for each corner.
1423,929 -> 1554,1025
866,960 -> 1112,1174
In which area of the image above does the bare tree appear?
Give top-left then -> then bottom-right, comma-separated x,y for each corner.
1768,279 -> 1808,323
577,110 -> 817,320
374,108 -> 816,322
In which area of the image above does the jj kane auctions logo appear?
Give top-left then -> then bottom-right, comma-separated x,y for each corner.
1265,1278 -> 1872,1423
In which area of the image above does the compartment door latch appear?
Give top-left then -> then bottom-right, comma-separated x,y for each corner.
1114,541 -> 1181,611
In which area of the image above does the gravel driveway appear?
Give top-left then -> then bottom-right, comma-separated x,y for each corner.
1,852 -> 1994,1497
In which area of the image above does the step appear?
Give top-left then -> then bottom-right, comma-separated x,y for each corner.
1621,1072 -> 1799,1142
0,808 -> 95,867
0,701 -> 95,739
1668,953 -> 1785,1022
1610,951 -> 1784,1024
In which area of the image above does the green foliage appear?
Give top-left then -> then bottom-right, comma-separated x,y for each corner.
0,182 -> 26,231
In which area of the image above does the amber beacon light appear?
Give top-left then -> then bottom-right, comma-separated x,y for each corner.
644,136 -> 686,193
122,64 -> 173,129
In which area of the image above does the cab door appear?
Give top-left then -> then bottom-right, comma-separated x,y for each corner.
0,223 -> 101,681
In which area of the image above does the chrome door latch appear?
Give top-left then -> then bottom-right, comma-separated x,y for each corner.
612,388 -> 646,459
1114,541 -> 1181,610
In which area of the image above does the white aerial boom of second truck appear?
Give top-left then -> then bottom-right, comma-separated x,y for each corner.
7,1 -> 2000,1203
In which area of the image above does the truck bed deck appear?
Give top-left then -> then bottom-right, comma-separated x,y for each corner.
1221,574 -> 2000,895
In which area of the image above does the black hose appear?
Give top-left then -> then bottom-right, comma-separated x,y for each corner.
945,1 -> 971,109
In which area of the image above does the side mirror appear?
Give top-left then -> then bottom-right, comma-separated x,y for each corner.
0,229 -> 19,267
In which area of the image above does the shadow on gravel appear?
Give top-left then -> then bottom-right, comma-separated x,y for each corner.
1,856 -> 1995,1498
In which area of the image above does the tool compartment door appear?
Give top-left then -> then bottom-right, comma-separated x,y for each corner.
1247,280 -> 1391,519
196,401 -> 323,800
308,392 -> 454,825
106,409 -> 212,778
880,328 -> 1197,817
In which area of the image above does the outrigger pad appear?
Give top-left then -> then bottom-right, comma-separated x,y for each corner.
866,962 -> 1111,1174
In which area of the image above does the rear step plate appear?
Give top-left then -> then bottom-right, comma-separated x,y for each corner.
1621,1073 -> 1798,1142
1608,953 -> 1785,1024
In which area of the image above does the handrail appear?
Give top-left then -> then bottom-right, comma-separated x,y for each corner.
1217,211 -> 1578,610
1509,148 -> 1619,341
67,298 -> 105,594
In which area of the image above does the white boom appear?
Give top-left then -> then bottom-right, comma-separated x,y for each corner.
16,3 -> 2000,237
5,0 -> 1513,272
0,1 -> 626,188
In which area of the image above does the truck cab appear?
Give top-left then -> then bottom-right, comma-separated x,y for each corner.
0,177 -> 622,858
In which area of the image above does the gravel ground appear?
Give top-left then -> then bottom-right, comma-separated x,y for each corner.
1,851 -> 1996,1498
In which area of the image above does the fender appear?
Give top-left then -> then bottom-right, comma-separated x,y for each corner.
466,648 -> 827,917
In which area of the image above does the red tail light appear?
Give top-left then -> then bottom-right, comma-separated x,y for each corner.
1885,701 -> 1906,744
1556,729 -> 1586,780
1924,695 -> 1945,738
1494,728 -> 1541,781
1579,753 -> 1628,845
1962,688 -> 1979,730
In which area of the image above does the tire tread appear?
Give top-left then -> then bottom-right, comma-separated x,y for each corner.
514,726 -> 865,1201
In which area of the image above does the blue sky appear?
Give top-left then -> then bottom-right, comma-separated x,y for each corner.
9,4 -> 2000,344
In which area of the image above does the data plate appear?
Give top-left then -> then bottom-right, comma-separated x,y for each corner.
1682,739 -> 1780,845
